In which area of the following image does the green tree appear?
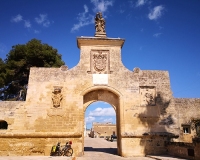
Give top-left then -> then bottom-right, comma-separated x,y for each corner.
0,39 -> 65,101
0,58 -> 6,87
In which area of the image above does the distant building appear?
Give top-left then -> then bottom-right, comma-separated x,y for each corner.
90,122 -> 116,138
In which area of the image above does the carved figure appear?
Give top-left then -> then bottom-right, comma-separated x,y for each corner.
95,12 -> 106,33
52,88 -> 63,108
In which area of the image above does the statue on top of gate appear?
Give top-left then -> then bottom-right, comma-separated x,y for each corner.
95,12 -> 107,37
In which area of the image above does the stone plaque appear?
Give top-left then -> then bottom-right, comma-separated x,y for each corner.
93,74 -> 108,85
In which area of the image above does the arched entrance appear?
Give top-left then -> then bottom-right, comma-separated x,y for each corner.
82,86 -> 123,155
85,101 -> 116,136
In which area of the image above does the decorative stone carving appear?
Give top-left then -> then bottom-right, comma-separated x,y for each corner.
90,50 -> 110,74
140,86 -> 156,106
95,12 -> 106,37
52,86 -> 63,108
93,51 -> 107,72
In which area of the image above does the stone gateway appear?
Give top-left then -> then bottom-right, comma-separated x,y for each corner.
0,13 -> 200,158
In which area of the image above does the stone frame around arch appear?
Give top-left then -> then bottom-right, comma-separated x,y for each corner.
81,86 -> 124,156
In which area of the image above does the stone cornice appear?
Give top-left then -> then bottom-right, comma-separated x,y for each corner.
77,36 -> 125,49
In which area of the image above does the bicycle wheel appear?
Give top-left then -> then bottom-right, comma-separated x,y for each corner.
59,150 -> 64,156
64,148 -> 73,156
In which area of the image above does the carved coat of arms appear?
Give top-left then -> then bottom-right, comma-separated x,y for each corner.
93,51 -> 107,72
52,87 -> 63,108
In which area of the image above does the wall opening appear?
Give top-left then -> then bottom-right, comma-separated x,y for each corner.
85,101 -> 116,138
182,124 -> 191,134
83,88 -> 121,155
0,120 -> 8,129
187,148 -> 195,157
84,101 -> 118,155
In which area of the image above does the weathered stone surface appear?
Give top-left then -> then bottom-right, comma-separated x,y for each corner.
167,141 -> 200,160
0,36 -> 200,158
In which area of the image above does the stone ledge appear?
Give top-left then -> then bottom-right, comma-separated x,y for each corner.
166,142 -> 194,147
121,132 -> 179,138
0,132 -> 82,138
77,36 -> 125,49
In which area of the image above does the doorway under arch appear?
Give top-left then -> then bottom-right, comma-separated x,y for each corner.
82,87 -> 122,155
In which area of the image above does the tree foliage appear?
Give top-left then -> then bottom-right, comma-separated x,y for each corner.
0,58 -> 6,88
0,39 -> 65,101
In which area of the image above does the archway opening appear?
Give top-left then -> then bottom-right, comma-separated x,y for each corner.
83,88 -> 121,156
85,101 -> 116,137
84,101 -> 118,155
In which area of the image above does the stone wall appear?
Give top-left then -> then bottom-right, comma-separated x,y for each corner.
167,141 -> 200,160
166,98 -> 200,143
0,136 -> 81,156
0,101 -> 26,131
121,135 -> 169,157
0,37 -> 200,158
193,138 -> 200,160
91,122 -> 116,138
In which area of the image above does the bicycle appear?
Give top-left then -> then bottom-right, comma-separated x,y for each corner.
61,141 -> 73,156
50,141 -> 73,157
50,142 -> 62,156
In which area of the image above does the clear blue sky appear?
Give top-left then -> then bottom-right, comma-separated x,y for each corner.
1,0 -> 200,129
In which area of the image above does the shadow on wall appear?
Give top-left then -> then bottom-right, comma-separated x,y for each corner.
138,92 -> 178,155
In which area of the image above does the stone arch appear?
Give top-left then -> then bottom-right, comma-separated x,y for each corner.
82,86 -> 123,155
0,120 -> 8,129
82,86 -> 123,110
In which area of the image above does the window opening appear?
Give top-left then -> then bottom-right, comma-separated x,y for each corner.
188,149 -> 194,157
182,125 -> 190,134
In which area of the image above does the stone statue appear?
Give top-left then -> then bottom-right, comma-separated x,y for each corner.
95,12 -> 106,37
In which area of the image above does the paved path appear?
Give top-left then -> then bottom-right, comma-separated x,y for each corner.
0,137 -> 187,160
76,137 -> 152,160
147,155 -> 187,160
